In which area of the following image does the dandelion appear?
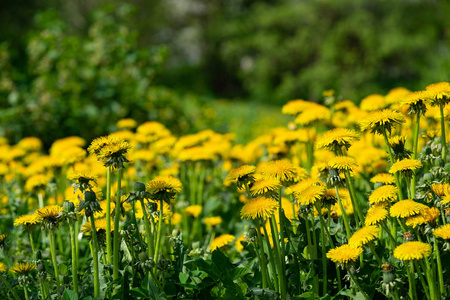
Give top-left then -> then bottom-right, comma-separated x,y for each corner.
184,205 -> 203,218
328,156 -> 358,171
0,262 -> 6,272
390,200 -> 428,218
282,99 -> 312,115
389,159 -> 422,177
360,94 -> 386,112
204,216 -> 223,227
146,176 -> 182,204
360,109 -> 405,135
401,91 -> 429,115
369,185 -> 398,204
116,118 -> 137,129
235,234 -> 246,252
14,214 -> 41,231
25,174 -> 50,192
393,241 -> 431,261
326,244 -> 363,264
295,104 -> 331,126
35,205 -> 63,230
225,165 -> 256,188
210,234 -> 235,251
10,262 -> 35,275
260,160 -> 299,184
349,226 -> 380,247
316,128 -> 359,153
370,173 -> 395,185
241,197 -> 278,220
295,184 -> 325,206
250,178 -> 282,197
433,224 -> 450,239
365,205 -> 388,226
406,207 -> 440,228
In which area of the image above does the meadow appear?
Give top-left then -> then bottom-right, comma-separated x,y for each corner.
1,83 -> 450,300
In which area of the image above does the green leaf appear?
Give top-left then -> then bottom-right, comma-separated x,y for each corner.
179,272 -> 189,284
229,267 -> 251,280
58,264 -> 68,274
63,289 -> 78,300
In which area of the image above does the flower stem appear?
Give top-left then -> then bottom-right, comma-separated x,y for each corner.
407,261 -> 418,300
347,270 -> 369,300
367,242 -> 382,265
411,113 -> 420,197
334,186 -> 351,239
261,219 -> 279,293
89,215 -> 100,298
23,286 -> 29,300
439,103 -> 447,161
154,199 -> 164,263
382,130 -> 404,200
414,261 -> 430,300
48,231 -> 61,300
269,215 -> 287,299
112,166 -> 123,293
256,219 -> 269,290
433,236 -> 445,296
105,166 -> 112,264
140,199 -> 155,257
314,202 -> 328,295
69,224 -> 79,294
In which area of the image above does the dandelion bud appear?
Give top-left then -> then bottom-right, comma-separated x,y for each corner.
138,252 -> 149,263
423,173 -> 434,183
382,263 -> 394,284
435,157 -> 445,168
172,229 -> 180,238
403,231 -> 413,242
84,191 -> 96,202
134,182 -> 146,192
424,146 -> 432,155
63,201 -> 75,213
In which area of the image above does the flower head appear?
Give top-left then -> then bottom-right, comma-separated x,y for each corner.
241,197 -> 278,220
0,234 -> 6,249
14,214 -> 41,230
316,128 -> 359,153
360,109 -> 405,135
204,216 -> 223,227
326,244 -> 363,264
225,165 -> 256,188
360,94 -> 387,112
184,205 -> 202,218
393,241 -> 431,261
10,262 -> 35,275
146,176 -> 182,204
35,205 -> 63,230
370,173 -> 395,185
250,178 -> 282,197
116,118 -> 137,129
0,262 -> 6,272
389,159 -> 422,177
406,207 -> 440,228
369,185 -> 398,204
25,174 -> 51,192
295,184 -> 325,206
390,200 -> 428,218
426,82 -> 450,106
260,160 -> 299,184
210,234 -> 235,251
349,226 -> 380,247
433,224 -> 450,239
365,204 -> 388,225
328,156 -> 358,171
401,91 -> 430,115
88,136 -> 131,167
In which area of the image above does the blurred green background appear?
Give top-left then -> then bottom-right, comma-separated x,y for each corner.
1,0 -> 449,147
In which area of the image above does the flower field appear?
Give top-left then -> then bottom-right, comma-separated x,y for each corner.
1,83 -> 450,300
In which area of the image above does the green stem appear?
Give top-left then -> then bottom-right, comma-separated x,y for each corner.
421,258 -> 437,300
69,224 -> 79,294
154,199 -> 164,262
367,242 -> 382,265
262,219 -> 279,293
0,275 -> 20,300
112,166 -> 123,293
380,221 -> 397,247
407,261 -> 418,300
433,236 -> 445,296
335,186 -> 351,239
411,113 -> 420,197
414,261 -> 430,300
382,130 -> 404,200
314,202 -> 328,295
439,103 -> 447,162
23,286 -> 29,300
90,215 -> 100,298
105,166 -> 112,264
140,199 -> 155,257
29,231 -> 36,256
256,219 -> 269,290
49,231 -> 61,300
344,170 -> 362,229
310,210 -> 319,297
269,215 -> 286,299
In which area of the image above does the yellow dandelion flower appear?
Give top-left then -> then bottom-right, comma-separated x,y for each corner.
171,212 -> 182,225
295,184 -> 325,206
10,262 -> 35,275
389,159 -> 422,175
17,137 -> 43,152
146,176 -> 182,203
328,156 -> 358,171
250,178 -> 282,196
441,193 -> 450,205
316,128 -> 360,152
235,234 -> 246,252
281,99 -> 312,115
401,90 -> 430,107
360,94 -> 387,112
14,214 -> 41,229
184,205 -> 202,218
0,234 -> 6,248
433,224 -> 450,239
430,183 -> 450,197
67,170 -> 98,184
94,200 -> 115,219
295,104 -> 331,126
365,204 -> 388,226
25,174 -> 51,192
334,100 -> 355,111
349,226 -> 380,247
326,244 -> 363,264
385,87 -> 410,105
369,185 -> 398,204
0,262 -> 6,272
241,197 -> 278,220
116,118 -> 137,129
35,205 -> 63,222
390,200 -> 428,218
426,82 -> 450,106
406,207 -> 440,228
393,241 -> 431,261
204,216 -> 223,227
370,173 -> 395,185
210,234 -> 235,251
81,218 -> 113,235
260,160 -> 299,183
225,165 -> 256,185
59,146 -> 86,165
360,109 -> 406,135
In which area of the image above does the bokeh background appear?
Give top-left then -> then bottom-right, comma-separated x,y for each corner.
1,0 -> 449,147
